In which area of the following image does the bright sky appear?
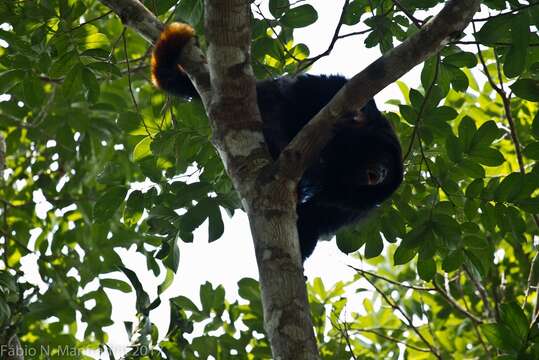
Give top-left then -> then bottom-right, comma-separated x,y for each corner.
18,0 -> 431,356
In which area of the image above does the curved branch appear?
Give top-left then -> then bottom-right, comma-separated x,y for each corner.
276,0 -> 481,181
97,0 -> 211,105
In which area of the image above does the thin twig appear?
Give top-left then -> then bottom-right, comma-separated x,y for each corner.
354,328 -> 431,352
403,54 -> 440,161
432,279 -> 483,323
297,0 -> 351,72
337,28 -> 373,40
464,265 -> 493,318
253,4 -> 302,63
524,252 -> 539,311
454,276 -> 492,357
122,29 -> 153,138
362,272 -> 442,358
349,265 -> 436,291
70,10 -> 113,30
330,308 -> 359,360
392,0 -> 423,28
30,86 -> 58,128
472,2 -> 539,22
451,40 -> 539,47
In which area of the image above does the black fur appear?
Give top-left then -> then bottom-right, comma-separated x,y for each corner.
153,69 -> 403,260
256,75 -> 403,259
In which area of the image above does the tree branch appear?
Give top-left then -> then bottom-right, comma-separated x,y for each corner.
97,0 -> 211,106
275,0 -> 481,182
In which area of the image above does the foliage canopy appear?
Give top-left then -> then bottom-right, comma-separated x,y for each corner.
0,0 -> 539,358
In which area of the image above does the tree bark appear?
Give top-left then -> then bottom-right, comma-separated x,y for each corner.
203,1 -> 320,357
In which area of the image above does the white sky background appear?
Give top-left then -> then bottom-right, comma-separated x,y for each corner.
16,0 -> 456,354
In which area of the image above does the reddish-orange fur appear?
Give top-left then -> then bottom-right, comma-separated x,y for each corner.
151,23 -> 195,89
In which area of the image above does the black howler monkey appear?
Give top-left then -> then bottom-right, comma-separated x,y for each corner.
151,23 -> 404,260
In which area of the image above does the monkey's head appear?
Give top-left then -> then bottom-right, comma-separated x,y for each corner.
345,150 -> 396,188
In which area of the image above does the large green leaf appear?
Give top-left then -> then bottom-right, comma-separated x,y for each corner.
93,186 -> 128,223
511,79 -> 539,101
281,5 -> 318,28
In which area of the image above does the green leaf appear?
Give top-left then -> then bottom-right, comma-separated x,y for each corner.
446,133 -> 463,163
409,88 -> 424,110
170,295 -> 201,314
476,16 -> 512,43
421,56 -> 438,90
93,186 -> 128,223
460,159 -> 485,178
101,279 -> 132,293
495,173 -> 524,202
164,240 -> 180,273
447,65 -> 469,92
49,50 -> 79,77
23,75 -> 44,107
208,204 -> 224,243
0,298 -> 11,327
238,278 -> 260,302
79,33 -> 110,52
87,61 -> 122,78
532,111 -> 539,139
62,63 -> 83,97
465,250 -> 489,277
124,190 -> 144,227
500,302 -> 529,340
175,0 -> 203,25
269,0 -> 289,18
119,266 -> 151,314
463,234 -> 489,249
426,106 -> 458,122
437,63 -> 452,96
442,250 -> 464,272
443,52 -> 477,68
281,5 -> 318,28
0,70 -> 24,93
514,198 -> 539,213
117,111 -> 141,132
469,148 -> 505,166
459,116 -> 477,151
158,269 -> 174,295
432,214 -> 460,240
82,68 -> 100,103
181,200 -> 210,233
510,79 -> 539,102
504,12 -> 530,78
394,245 -> 417,265
200,282 -> 214,313
96,163 -> 125,185
151,130 -> 177,157
133,136 -> 153,161
466,179 -> 484,198
364,233 -> 383,259
417,257 -> 436,281
481,324 -> 507,350
471,121 -> 503,148
336,228 -> 366,254
342,0 -> 366,25
399,104 -> 417,124
523,142 -> 539,159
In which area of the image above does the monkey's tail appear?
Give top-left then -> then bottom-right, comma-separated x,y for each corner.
151,22 -> 199,99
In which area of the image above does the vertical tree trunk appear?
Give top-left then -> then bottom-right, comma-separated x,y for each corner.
203,1 -> 321,357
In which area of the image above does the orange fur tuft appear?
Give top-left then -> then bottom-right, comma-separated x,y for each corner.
151,22 -> 196,89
